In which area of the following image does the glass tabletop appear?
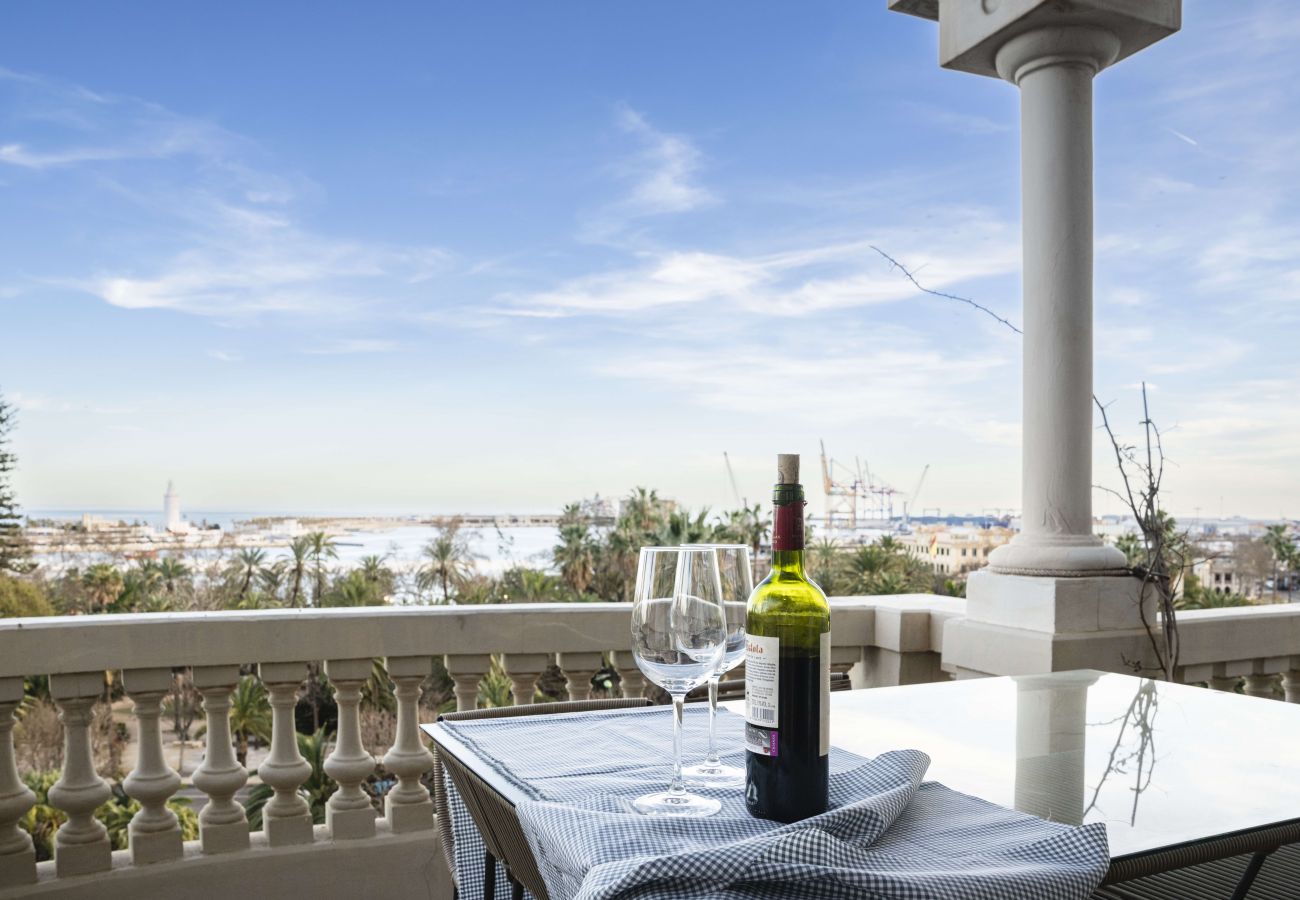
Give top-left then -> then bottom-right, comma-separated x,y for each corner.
720,671 -> 1300,858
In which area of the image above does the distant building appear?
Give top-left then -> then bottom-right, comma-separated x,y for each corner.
163,480 -> 187,534
900,526 -> 1015,577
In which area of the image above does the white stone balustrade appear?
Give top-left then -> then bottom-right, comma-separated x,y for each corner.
2,597 -> 1299,897
257,662 -> 314,847
121,668 -> 183,865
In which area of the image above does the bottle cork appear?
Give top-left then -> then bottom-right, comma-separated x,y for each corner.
776,453 -> 800,485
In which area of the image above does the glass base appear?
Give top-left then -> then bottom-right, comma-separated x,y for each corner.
683,760 -> 745,788
631,789 -> 721,817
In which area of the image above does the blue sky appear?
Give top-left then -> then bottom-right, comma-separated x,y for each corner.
1,1 -> 1297,518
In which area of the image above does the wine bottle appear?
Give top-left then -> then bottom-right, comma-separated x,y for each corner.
744,453 -> 830,822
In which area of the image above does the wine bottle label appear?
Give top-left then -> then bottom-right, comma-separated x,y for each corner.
820,630 -> 831,757
744,634 -> 780,756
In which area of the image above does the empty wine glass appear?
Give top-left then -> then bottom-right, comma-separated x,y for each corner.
630,546 -> 726,817
682,544 -> 751,787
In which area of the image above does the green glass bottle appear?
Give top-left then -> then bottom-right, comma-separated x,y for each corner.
744,453 -> 830,822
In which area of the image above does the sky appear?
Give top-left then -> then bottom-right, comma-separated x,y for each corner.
1,1 -> 1297,519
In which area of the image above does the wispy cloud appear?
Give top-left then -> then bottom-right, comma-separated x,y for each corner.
513,209 -> 1018,319
207,350 -> 241,363
1,67 -> 451,321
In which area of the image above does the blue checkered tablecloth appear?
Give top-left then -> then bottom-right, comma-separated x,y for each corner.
441,705 -> 1109,900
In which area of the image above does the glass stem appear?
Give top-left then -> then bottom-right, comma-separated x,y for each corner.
705,675 -> 720,764
669,693 -> 685,794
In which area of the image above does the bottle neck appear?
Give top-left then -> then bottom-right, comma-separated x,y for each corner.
771,485 -> 807,576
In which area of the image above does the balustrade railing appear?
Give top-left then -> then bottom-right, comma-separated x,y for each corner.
0,597 -> 908,895
4,595 -> 1295,896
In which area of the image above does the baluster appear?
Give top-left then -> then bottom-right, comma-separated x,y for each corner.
191,665 -> 250,853
382,656 -> 434,833
1244,673 -> 1280,699
257,662 -> 313,847
0,677 -> 36,887
557,652 -> 602,701
612,651 -> 646,700
1208,675 -> 1240,693
122,668 -> 183,864
323,659 -> 376,840
502,654 -> 549,706
1285,670 -> 1300,704
48,672 -> 112,877
444,654 -> 492,712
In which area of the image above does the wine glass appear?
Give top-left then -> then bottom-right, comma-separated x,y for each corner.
682,544 -> 751,787
630,547 -> 726,817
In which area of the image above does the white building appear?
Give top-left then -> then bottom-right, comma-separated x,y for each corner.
163,480 -> 187,534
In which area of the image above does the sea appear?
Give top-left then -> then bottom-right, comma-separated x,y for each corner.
22,509 -> 562,575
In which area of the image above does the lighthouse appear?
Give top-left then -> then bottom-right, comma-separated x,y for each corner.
163,480 -> 183,533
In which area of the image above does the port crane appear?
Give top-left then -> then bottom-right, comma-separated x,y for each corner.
819,440 -> 920,530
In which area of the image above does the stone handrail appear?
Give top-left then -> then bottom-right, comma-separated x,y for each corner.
0,595 -> 961,895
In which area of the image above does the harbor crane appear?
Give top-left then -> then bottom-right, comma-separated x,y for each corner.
902,464 -> 930,525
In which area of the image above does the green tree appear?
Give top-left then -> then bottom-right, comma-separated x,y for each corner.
0,576 -> 53,617
417,518 -> 479,604
305,532 -> 338,607
81,563 -> 124,612
287,536 -> 312,608
1263,525 -> 1294,600
255,559 -> 289,606
0,391 -> 31,574
152,557 -> 189,597
553,511 -> 596,596
357,554 -> 395,598
229,676 -> 272,767
232,548 -> 267,602
500,567 -> 567,603
324,569 -> 387,607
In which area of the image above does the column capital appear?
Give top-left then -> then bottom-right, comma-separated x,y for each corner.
888,0 -> 1180,80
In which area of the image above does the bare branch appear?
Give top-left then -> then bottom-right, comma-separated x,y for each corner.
870,246 -> 1024,335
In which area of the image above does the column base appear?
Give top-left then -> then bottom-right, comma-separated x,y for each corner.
943,572 -> 1159,677
128,825 -> 183,865
200,819 -> 251,855
987,536 -> 1128,577
0,849 -> 37,886
264,812 -> 314,847
54,838 -> 111,877
327,803 -> 378,840
386,796 -> 434,833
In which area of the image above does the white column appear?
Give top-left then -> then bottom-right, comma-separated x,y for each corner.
323,658 -> 377,840
1013,672 -> 1099,826
986,25 -> 1125,577
0,678 -> 36,887
48,672 -> 112,877
257,662 -> 314,847
190,665 -> 250,854
382,656 -> 434,833
122,668 -> 183,864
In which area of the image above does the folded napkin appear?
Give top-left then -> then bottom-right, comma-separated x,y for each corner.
442,706 -> 1108,900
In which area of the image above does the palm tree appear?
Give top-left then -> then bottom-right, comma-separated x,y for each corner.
228,676 -> 271,767
256,559 -> 288,605
287,537 -> 312,608
305,532 -> 338,607
810,537 -> 842,595
622,487 -> 662,534
656,508 -> 716,546
553,522 -> 595,596
233,548 -> 266,602
417,519 -> 480,604
81,563 -> 124,612
846,544 -> 890,594
153,557 -> 189,596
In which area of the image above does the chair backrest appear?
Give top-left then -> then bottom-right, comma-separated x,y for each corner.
430,697 -> 654,895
